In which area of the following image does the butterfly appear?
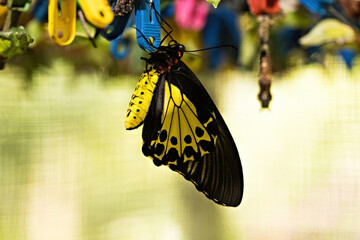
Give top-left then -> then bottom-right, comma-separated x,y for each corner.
125,25 -> 243,207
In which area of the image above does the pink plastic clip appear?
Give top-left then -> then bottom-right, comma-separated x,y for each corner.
175,0 -> 210,31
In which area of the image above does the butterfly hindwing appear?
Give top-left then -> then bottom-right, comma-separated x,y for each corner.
142,61 -> 243,207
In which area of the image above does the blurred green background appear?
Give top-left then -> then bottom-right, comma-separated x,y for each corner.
0,55 -> 359,240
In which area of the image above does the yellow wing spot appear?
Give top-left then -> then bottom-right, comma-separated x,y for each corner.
203,117 -> 214,128
125,70 -> 159,130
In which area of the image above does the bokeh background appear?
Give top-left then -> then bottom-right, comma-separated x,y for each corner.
1,0 -> 360,239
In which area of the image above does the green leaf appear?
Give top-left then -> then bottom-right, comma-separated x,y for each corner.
0,26 -> 34,58
299,19 -> 356,47
207,0 -> 221,8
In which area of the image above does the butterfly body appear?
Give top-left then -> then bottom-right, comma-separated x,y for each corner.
145,41 -> 185,73
126,40 -> 244,207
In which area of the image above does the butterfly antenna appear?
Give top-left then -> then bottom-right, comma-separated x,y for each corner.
152,5 -> 174,44
185,51 -> 203,59
184,45 -> 239,62
186,44 -> 239,53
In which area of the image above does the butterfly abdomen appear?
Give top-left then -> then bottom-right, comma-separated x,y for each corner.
125,70 -> 160,130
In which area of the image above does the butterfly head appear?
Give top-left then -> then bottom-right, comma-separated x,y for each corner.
178,44 -> 185,57
168,40 -> 185,58
145,40 -> 187,73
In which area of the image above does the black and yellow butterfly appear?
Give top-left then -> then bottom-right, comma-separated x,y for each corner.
125,40 -> 244,207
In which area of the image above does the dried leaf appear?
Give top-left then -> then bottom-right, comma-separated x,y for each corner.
299,18 -> 356,46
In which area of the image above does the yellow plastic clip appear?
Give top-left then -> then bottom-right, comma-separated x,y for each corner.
48,0 -> 76,46
78,0 -> 114,28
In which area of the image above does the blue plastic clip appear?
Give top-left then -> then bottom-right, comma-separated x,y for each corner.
338,48 -> 357,69
135,0 -> 161,51
203,5 -> 240,69
109,14 -> 134,59
32,0 -> 49,22
299,0 -> 334,16
110,38 -> 130,59
102,0 -> 133,40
